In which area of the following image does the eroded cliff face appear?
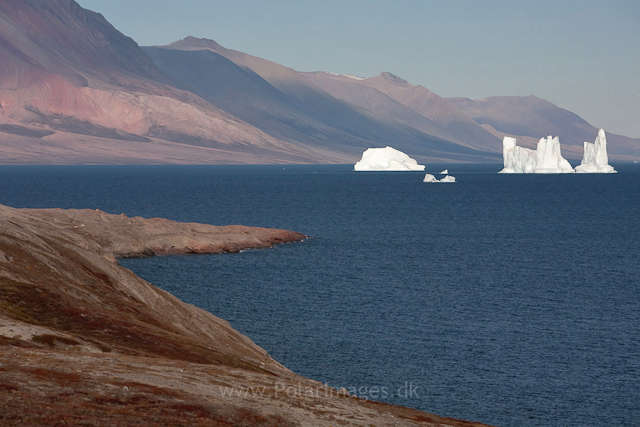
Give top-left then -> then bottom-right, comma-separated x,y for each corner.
0,205 -> 491,426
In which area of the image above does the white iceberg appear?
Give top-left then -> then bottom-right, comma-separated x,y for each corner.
354,146 -> 425,171
534,136 -> 575,173
423,173 -> 456,183
500,137 -> 535,173
440,169 -> 448,174
500,135 -> 574,174
575,129 -> 616,173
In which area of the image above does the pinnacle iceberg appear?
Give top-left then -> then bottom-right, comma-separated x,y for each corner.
575,129 -> 617,173
500,135 -> 574,174
354,146 -> 425,171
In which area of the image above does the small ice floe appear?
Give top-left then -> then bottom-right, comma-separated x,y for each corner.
423,174 -> 456,183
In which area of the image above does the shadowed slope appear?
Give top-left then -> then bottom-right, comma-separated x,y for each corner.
358,73 -> 502,153
157,37 -> 499,163
143,46 -> 353,162
302,71 -> 458,144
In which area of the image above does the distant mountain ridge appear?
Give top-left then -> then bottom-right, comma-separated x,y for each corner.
0,0 -> 316,164
303,70 -> 502,153
0,2 -> 638,164
149,37 -> 497,162
448,96 -> 640,159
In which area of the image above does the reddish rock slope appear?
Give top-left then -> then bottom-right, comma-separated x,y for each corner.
0,0 -> 317,163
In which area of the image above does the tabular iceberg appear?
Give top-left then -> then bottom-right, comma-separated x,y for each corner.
354,146 -> 425,171
500,135 -> 574,174
575,129 -> 616,173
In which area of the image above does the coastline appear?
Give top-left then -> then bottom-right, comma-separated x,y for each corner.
0,204 -> 491,426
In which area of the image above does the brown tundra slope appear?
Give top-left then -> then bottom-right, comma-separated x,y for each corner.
0,204 -> 493,427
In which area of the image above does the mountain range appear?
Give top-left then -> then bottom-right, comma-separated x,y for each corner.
1,0 -> 638,164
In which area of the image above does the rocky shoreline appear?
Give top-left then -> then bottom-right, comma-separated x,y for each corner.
0,204 -> 491,426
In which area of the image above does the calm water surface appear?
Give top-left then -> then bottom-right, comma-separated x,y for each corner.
1,164 -> 639,427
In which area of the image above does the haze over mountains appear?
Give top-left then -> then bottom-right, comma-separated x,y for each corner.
145,37 -> 495,163
302,71 -> 501,153
448,96 -> 640,159
0,0 -> 638,164
0,0 -> 312,164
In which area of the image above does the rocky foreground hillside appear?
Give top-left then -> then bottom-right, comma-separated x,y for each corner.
0,205 -> 491,426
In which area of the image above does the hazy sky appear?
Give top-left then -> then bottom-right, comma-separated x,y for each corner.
78,0 -> 640,137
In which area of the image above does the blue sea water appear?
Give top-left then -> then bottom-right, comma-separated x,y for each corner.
1,164 -> 639,427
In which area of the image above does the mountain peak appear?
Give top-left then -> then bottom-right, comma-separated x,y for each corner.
379,72 -> 408,84
0,0 -> 168,82
166,36 -> 223,51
